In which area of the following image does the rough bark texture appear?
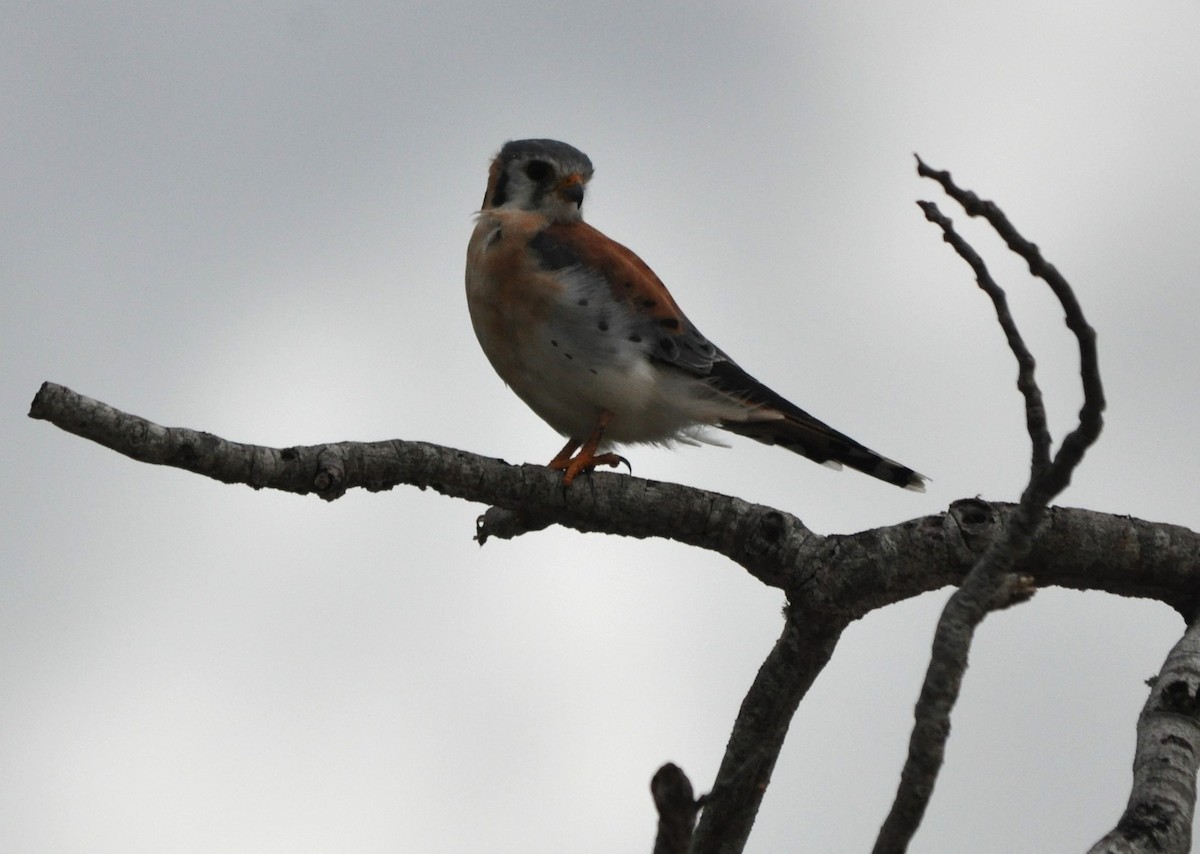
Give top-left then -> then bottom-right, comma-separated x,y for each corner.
29,381 -> 1200,852
29,383 -> 1200,613
869,157 -> 1108,852
692,609 -> 846,853
28,159 -> 1200,852
1089,620 -> 1200,853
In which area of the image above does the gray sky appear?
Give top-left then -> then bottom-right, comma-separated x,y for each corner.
5,2 -> 1199,851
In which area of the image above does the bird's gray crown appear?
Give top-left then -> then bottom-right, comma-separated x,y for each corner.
498,139 -> 593,175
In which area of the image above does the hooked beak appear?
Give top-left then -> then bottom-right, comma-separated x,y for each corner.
556,173 -> 585,208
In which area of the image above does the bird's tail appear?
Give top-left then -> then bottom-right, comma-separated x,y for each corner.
720,414 -> 927,490
709,361 -> 927,491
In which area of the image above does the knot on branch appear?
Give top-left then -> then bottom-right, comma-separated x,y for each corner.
1112,802 -> 1177,849
746,511 -> 787,554
474,506 -> 555,544
1158,679 -> 1200,718
314,446 -> 348,500
945,498 -> 1002,565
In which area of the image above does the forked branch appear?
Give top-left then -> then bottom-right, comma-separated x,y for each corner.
873,158 -> 1106,853
31,159 -> 1200,853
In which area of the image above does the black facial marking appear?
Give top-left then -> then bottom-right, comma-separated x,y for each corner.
658,338 -> 679,358
641,298 -> 656,309
490,171 -> 509,207
524,160 -> 551,182
577,298 -> 589,306
628,334 -> 642,343
658,318 -> 680,330
597,320 -> 609,332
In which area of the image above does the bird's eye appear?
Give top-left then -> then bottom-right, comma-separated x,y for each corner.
524,160 -> 551,182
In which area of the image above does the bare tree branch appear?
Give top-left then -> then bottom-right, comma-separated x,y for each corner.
31,382 -> 1195,610
916,155 -> 1106,501
1090,619 -> 1200,854
29,346 -> 1194,854
874,159 -> 1106,853
913,198 -> 1049,474
692,607 -> 846,853
27,381 -> 810,588
37,381 -> 1198,854
22,145 -> 1199,852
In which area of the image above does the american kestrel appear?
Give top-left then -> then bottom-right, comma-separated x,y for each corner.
466,139 -> 926,490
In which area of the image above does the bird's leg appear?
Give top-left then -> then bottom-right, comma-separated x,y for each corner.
546,410 -> 629,485
547,436 -> 583,470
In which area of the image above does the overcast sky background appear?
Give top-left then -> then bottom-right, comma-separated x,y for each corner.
5,2 -> 1199,852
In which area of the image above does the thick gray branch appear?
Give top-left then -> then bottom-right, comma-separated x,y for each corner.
692,607 -> 846,853
28,381 -> 809,588
28,381 -> 1200,854
29,382 -> 1199,613
1090,620 -> 1200,854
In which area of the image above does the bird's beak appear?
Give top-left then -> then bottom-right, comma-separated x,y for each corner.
556,173 -> 586,207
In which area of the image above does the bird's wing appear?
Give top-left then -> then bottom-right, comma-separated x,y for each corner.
530,221 -> 926,489
532,220 -> 722,374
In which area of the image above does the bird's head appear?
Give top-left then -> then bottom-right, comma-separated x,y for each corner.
481,139 -> 594,223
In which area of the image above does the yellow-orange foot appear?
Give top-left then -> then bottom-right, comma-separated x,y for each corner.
551,450 -> 629,486
545,411 -> 630,486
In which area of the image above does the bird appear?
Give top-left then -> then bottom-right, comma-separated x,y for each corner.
465,138 -> 926,490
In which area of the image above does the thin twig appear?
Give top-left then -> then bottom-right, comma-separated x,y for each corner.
915,198 -> 1050,474
916,155 -> 1106,501
874,158 -> 1105,853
